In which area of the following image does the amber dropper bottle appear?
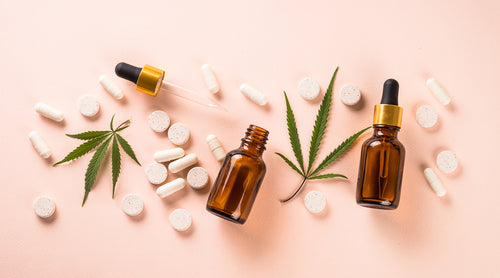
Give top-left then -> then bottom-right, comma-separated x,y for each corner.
206,125 -> 269,224
356,79 -> 405,209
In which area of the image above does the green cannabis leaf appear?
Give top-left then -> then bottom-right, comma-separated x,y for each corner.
54,115 -> 141,206
276,67 -> 370,203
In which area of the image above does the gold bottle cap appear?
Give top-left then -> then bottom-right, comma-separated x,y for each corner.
136,65 -> 165,96
373,104 -> 403,127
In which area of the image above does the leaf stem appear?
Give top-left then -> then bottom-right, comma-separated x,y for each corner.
280,177 -> 308,203
115,120 -> 131,132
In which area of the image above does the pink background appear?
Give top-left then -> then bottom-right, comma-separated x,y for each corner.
1,0 -> 499,277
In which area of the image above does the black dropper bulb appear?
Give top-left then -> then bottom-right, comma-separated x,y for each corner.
380,79 -> 399,105
115,62 -> 142,84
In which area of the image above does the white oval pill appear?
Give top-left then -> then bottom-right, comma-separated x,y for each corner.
168,154 -> 198,173
154,148 -> 184,163
78,95 -> 100,117
206,134 -> 226,162
423,168 -> 446,197
187,167 -> 209,189
436,150 -> 458,174
156,178 -> 185,198
148,110 -> 170,133
240,83 -> 267,106
121,194 -> 144,216
416,105 -> 438,128
29,131 -> 51,159
201,64 -> 219,94
304,191 -> 326,214
33,196 -> 56,218
169,208 -> 192,232
168,123 -> 190,145
426,78 -> 451,106
298,77 -> 320,100
340,84 -> 361,106
145,162 -> 168,185
34,102 -> 64,122
99,75 -> 124,100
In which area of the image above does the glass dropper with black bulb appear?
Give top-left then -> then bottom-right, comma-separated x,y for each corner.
115,62 -> 227,111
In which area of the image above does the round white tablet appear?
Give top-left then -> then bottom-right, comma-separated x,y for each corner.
187,167 -> 209,189
78,95 -> 100,117
148,110 -> 170,132
169,208 -> 192,232
33,196 -> 56,218
121,194 -> 144,216
436,150 -> 458,174
339,84 -> 361,106
145,162 -> 168,185
298,77 -> 320,100
304,191 -> 326,214
168,123 -> 190,145
416,105 -> 438,128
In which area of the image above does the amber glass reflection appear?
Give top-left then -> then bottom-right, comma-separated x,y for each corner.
206,125 -> 268,224
356,125 -> 405,209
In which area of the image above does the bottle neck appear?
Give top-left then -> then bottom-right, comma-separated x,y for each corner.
373,125 -> 399,138
239,125 -> 269,157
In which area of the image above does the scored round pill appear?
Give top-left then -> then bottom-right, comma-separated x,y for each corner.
206,134 -> 226,162
168,123 -> 190,145
99,75 -> 124,100
154,148 -> 185,163
240,83 -> 267,106
426,78 -> 451,106
339,84 -> 361,106
33,196 -> 56,218
423,168 -> 446,197
298,77 -> 320,100
436,150 -> 458,174
34,102 -> 64,122
29,131 -> 51,159
145,162 -> 168,185
168,154 -> 198,173
200,64 -> 219,94
416,105 -> 438,128
304,191 -> 326,214
121,194 -> 144,216
156,178 -> 186,198
78,95 -> 100,117
187,167 -> 209,189
169,208 -> 192,232
148,110 -> 170,133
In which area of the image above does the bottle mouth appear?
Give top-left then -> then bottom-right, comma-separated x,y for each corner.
242,124 -> 269,149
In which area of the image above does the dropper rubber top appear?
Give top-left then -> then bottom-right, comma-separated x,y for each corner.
380,79 -> 399,105
115,62 -> 142,83
373,78 -> 403,128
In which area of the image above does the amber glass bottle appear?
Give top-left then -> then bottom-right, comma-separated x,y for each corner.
356,79 -> 405,209
206,125 -> 269,224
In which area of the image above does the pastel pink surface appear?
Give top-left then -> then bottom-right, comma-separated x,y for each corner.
1,0 -> 499,277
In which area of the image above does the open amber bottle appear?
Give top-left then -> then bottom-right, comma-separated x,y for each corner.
356,79 -> 405,209
206,125 -> 269,224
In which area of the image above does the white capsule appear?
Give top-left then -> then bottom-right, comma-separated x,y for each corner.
168,123 -> 190,145
145,162 -> 168,185
416,105 -> 438,128
424,168 -> 446,197
168,153 -> 198,173
156,178 -> 185,198
169,208 -> 192,232
298,77 -> 320,100
99,75 -> 124,100
29,131 -> 51,159
187,167 -> 209,189
436,150 -> 458,174
33,195 -> 56,218
121,194 -> 144,216
304,191 -> 326,214
200,64 -> 219,94
148,110 -> 170,133
77,95 -> 100,117
426,78 -> 451,106
34,102 -> 64,122
340,84 -> 361,106
240,83 -> 267,106
206,134 -> 226,162
154,148 -> 185,163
